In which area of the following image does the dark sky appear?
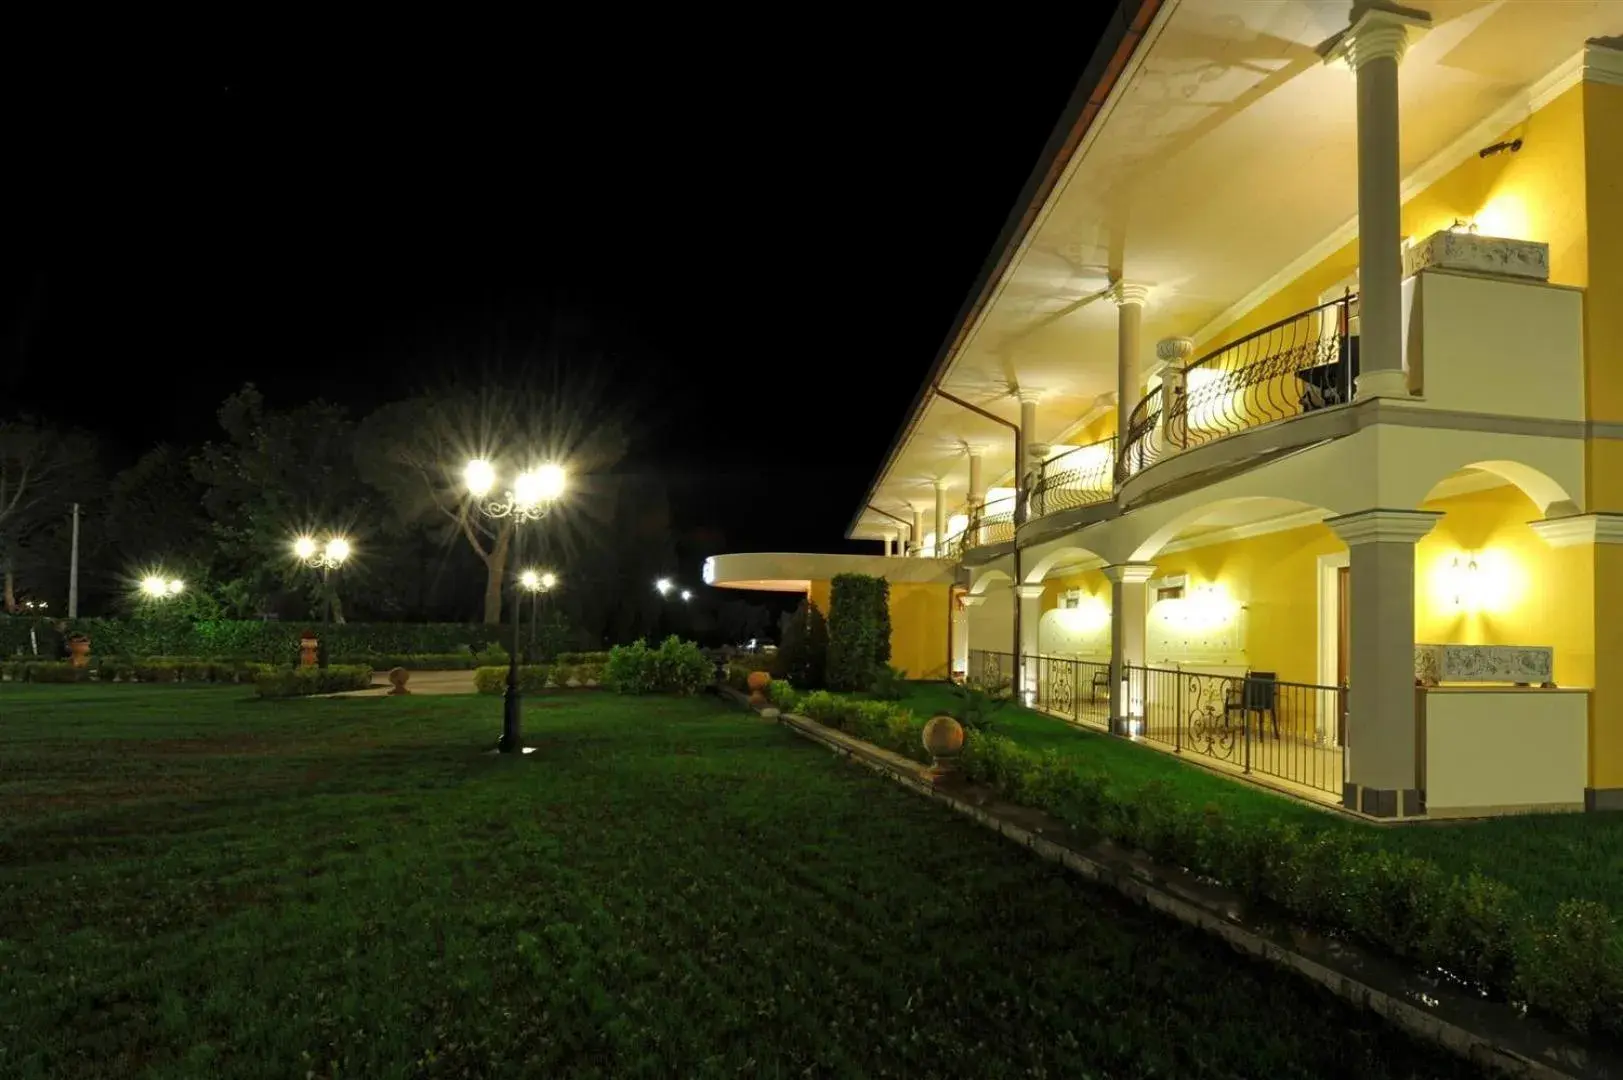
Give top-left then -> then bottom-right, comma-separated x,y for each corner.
5,26 -> 1110,563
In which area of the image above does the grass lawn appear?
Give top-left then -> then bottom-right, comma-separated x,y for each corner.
0,684 -> 1480,1079
881,682 -> 1623,919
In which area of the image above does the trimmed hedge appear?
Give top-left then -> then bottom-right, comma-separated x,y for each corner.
1,616 -> 505,664
471,663 -> 606,694
605,637 -> 712,696
253,666 -> 373,699
825,574 -> 890,692
768,681 -> 1623,1037
1,659 -> 274,684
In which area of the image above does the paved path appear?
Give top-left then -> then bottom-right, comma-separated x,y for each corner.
322,669 -> 479,698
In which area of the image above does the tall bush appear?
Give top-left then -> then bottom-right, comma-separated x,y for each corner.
825,574 -> 889,691
606,636 -> 712,696
775,599 -> 828,689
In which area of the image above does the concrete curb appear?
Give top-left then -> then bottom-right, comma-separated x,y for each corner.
717,686 -> 1619,1080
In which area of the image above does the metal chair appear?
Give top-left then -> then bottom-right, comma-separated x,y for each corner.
1225,670 -> 1278,738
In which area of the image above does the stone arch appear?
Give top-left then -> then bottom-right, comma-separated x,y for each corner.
1419,459 -> 1579,518
968,567 -> 1013,595
1022,544 -> 1108,584
1127,495 -> 1338,563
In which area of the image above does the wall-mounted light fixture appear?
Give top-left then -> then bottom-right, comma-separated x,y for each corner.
1450,553 -> 1479,607
1478,137 -> 1523,159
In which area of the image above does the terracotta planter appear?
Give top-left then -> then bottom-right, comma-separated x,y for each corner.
67,637 -> 90,669
922,714 -> 965,775
387,667 -> 411,695
299,635 -> 319,669
747,669 -> 771,706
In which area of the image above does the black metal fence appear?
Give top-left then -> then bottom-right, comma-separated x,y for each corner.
942,496 -> 1017,559
1124,665 -> 1344,797
1031,655 -> 1112,730
1117,293 -> 1358,483
1029,436 -> 1116,519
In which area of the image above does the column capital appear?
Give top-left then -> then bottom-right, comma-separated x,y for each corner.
1110,281 -> 1151,308
960,594 -> 988,608
1027,442 -> 1051,461
1016,387 -> 1043,405
1155,336 -> 1194,366
1327,5 -> 1429,70
1324,508 -> 1440,546
964,443 -> 991,457
1529,512 -> 1623,548
1015,584 -> 1047,601
1101,562 -> 1157,584
932,477 -> 949,492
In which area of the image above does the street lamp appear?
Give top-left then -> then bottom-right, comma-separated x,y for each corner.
140,575 -> 185,599
464,458 -> 568,754
655,578 -> 673,596
520,567 -> 559,662
292,534 -> 352,626
680,589 -> 692,602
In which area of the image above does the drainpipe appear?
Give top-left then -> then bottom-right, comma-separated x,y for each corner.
865,504 -> 915,554
933,389 -> 1026,692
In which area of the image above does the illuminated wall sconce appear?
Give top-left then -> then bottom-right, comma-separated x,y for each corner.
1450,553 -> 1479,607
1448,217 -> 1478,235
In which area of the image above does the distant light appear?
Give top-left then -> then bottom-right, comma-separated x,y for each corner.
324,537 -> 351,565
520,569 -> 540,590
680,589 -> 692,602
540,571 -> 557,590
293,536 -> 318,560
141,575 -> 168,598
464,458 -> 496,498
167,579 -> 185,595
655,578 -> 673,596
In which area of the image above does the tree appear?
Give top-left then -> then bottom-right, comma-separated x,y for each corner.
826,573 -> 891,692
0,417 -> 98,612
357,380 -> 631,625
775,598 -> 827,688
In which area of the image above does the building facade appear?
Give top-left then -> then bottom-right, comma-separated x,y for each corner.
709,1 -> 1623,819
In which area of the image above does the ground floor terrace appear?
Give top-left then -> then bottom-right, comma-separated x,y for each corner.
960,434 -> 1610,820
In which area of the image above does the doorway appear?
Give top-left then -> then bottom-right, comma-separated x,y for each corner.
1317,551 -> 1351,746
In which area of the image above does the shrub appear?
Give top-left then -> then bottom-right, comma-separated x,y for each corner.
825,574 -> 890,691
775,599 -> 828,689
946,681 -> 1007,733
1517,900 -> 1623,1034
253,665 -> 373,699
473,665 -> 553,694
556,651 -> 610,665
868,664 -> 908,701
605,637 -> 712,696
4,661 -> 89,683
473,643 -> 510,668
1425,873 -> 1521,993
0,617 -> 506,663
766,679 -> 800,713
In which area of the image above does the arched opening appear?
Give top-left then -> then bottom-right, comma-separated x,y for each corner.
1418,460 -> 1578,519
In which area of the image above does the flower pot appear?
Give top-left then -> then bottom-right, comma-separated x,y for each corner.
746,670 -> 771,707
299,635 -> 319,669
67,637 -> 91,669
922,714 -> 965,776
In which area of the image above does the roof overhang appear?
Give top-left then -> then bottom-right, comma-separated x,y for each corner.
704,552 -> 958,592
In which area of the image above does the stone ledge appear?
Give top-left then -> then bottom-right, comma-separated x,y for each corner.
724,689 -> 1617,1080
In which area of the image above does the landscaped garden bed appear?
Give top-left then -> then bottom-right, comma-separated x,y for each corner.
0,684 -> 1481,1077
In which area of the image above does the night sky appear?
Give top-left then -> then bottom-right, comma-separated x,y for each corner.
5,25 -> 1111,564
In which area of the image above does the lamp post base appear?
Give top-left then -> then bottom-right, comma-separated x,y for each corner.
499,675 -> 524,754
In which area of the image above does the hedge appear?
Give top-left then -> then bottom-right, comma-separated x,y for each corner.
253,666 -> 374,698
825,574 -> 889,691
1,616 -> 505,663
766,682 -> 1623,1037
1,659 -> 275,684
471,663 -> 606,694
604,637 -> 712,696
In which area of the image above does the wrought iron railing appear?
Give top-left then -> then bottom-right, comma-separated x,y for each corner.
1117,293 -> 1358,483
1030,655 -> 1112,731
941,496 -> 1017,559
967,649 -> 1016,693
1123,665 -> 1345,798
1029,436 -> 1116,519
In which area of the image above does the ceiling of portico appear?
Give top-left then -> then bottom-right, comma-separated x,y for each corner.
854,0 -> 1619,539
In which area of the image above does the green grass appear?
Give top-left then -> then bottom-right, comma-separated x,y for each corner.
0,684 -> 1484,1078
881,682 -> 1623,918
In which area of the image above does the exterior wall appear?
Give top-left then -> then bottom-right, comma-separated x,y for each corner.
1594,546 -> 1623,792
1423,689 -> 1588,815
1415,485 -> 1594,690
805,578 -> 950,680
967,585 -> 1014,660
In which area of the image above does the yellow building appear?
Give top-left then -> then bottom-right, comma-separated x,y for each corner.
709,2 -> 1623,820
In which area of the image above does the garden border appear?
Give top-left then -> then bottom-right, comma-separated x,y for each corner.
716,685 -> 1619,1080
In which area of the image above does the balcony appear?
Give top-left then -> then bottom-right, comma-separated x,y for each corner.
1117,294 -> 1358,487
1029,436 -> 1116,520
942,495 -> 1016,561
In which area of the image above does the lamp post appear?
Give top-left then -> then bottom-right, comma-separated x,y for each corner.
520,569 -> 558,661
292,535 -> 352,626
465,459 -> 567,754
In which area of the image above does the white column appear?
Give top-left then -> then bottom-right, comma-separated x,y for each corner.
954,593 -> 979,677
933,479 -> 947,556
1325,509 -> 1439,817
1111,283 -> 1150,434
1331,6 -> 1428,399
967,446 -> 985,511
1156,337 -> 1193,453
883,529 -> 898,557
910,508 -> 924,556
1103,562 -> 1156,734
1015,583 -> 1044,701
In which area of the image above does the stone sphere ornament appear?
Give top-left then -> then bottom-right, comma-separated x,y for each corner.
746,670 -> 771,707
387,667 -> 411,695
922,714 -> 965,776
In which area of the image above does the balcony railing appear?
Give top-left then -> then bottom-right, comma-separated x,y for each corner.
942,496 -> 1016,559
1117,293 -> 1358,484
1029,435 -> 1116,519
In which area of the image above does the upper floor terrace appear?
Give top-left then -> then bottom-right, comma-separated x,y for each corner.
848,0 -> 1621,562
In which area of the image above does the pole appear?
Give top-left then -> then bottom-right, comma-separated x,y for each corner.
67,503 -> 80,619
530,588 -> 538,661
500,526 -> 524,753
